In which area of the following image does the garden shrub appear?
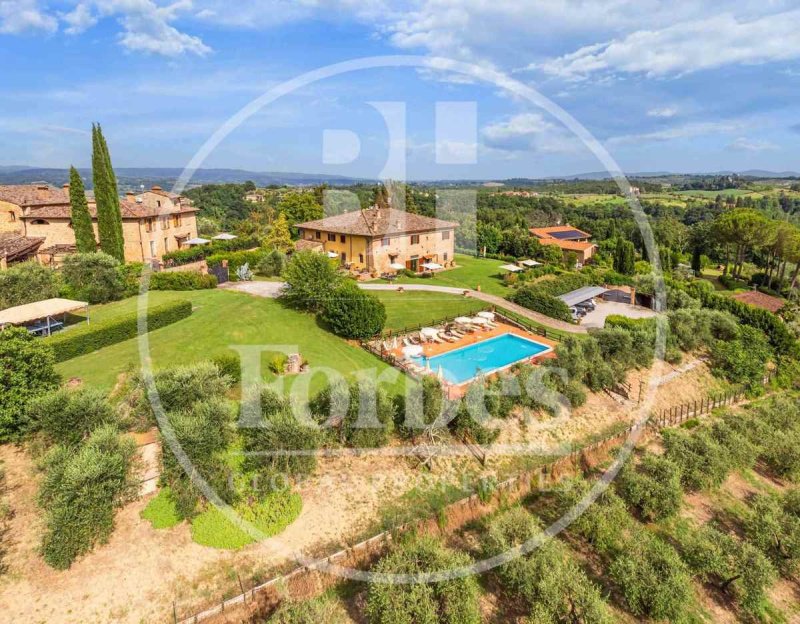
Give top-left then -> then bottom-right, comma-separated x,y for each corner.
0,327 -> 60,442
190,489 -> 302,549
210,352 -> 242,384
616,453 -> 683,521
255,249 -> 287,277
46,299 -> 192,362
159,397 -> 235,518
662,428 -> 732,491
149,271 -> 217,290
266,595 -> 349,624
512,285 -> 572,322
38,425 -> 137,569
608,530 -> 694,621
745,491 -> 800,576
163,236 -> 261,266
118,262 -> 144,297
206,250 -> 267,280
319,281 -> 386,339
449,383 -> 500,445
0,260 -> 59,309
25,386 -> 116,447
242,388 -> 322,483
62,252 -> 124,304
676,523 -> 775,618
761,428 -> 800,481
140,487 -> 181,529
280,250 -> 342,312
482,507 -> 612,623
365,537 -> 481,624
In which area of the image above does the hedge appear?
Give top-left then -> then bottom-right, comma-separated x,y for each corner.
206,250 -> 267,280
512,285 -> 573,322
46,299 -> 192,362
162,236 -> 260,266
149,271 -> 217,290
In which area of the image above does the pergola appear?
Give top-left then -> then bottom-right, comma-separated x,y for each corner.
0,298 -> 89,336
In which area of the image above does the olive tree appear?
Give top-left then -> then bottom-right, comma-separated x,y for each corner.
616,453 -> 683,521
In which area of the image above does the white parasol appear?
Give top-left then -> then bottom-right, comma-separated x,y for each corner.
327,251 -> 339,258
389,262 -> 405,270
476,311 -> 495,320
420,327 -> 439,338
454,316 -> 473,324
469,316 -> 489,325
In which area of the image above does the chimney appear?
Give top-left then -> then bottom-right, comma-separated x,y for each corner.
125,191 -> 135,202
62,183 -> 69,190
151,185 -> 162,191
36,183 -> 49,191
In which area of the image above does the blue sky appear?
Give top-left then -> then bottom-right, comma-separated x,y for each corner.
1,1 -> 799,180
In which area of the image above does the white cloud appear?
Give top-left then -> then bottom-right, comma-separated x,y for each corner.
647,106 -> 677,118
727,137 -> 779,152
608,121 -> 741,145
62,3 -> 97,34
539,10 -> 800,78
481,112 -> 579,153
0,0 -> 57,34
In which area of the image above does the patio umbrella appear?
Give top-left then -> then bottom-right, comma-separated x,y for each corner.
469,316 -> 489,325
421,262 -> 443,270
420,327 -> 439,339
389,262 -> 405,270
185,237 -> 211,246
402,345 -> 423,358
454,316 -> 472,325
476,311 -> 495,320
327,251 -> 339,258
212,233 -> 237,240
499,264 -> 522,272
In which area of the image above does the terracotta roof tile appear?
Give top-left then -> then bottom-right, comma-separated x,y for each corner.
22,199 -> 197,220
0,184 -> 69,207
530,224 -> 591,239
538,238 -> 596,252
0,234 -> 45,261
296,208 -> 458,237
295,239 -> 324,252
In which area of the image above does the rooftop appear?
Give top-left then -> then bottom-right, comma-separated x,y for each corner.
530,224 -> 592,241
296,207 -> 458,237
0,184 -> 69,207
538,238 -> 596,252
23,199 -> 197,220
0,234 -> 46,262
558,286 -> 609,307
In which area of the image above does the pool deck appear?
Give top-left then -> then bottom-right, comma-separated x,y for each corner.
387,321 -> 558,397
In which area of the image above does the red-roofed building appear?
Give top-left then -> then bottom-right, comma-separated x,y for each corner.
731,290 -> 786,314
530,224 -> 597,264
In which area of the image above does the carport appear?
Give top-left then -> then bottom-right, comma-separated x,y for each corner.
0,298 -> 89,336
558,286 -> 608,308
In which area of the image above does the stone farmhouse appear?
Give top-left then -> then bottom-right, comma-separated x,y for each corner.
295,207 -> 458,275
0,183 -> 198,265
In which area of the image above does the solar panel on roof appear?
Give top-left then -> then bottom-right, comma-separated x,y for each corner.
549,229 -> 587,240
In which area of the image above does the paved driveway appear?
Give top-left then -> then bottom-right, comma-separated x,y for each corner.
580,300 -> 658,329
220,280 -> 285,297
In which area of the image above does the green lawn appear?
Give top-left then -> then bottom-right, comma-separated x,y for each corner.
56,289 -> 409,396
674,188 -> 754,198
375,290 -> 487,332
384,253 -> 512,296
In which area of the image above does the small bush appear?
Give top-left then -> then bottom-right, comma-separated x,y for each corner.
255,249 -> 287,277
319,281 -> 386,339
310,379 -> 394,448
210,352 -> 242,384
25,387 -> 116,447
62,252 -> 124,304
365,537 -> 481,624
190,490 -> 302,549
140,487 -> 182,529
149,271 -> 217,291
46,299 -> 192,362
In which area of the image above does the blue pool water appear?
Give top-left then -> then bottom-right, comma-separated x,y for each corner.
412,333 -> 552,384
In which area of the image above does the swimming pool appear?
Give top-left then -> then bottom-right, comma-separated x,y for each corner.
412,333 -> 552,384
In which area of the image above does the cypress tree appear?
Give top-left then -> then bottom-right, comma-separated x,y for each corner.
68,166 -> 96,253
92,123 -> 125,262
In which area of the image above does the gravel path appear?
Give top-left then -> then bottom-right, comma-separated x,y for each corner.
222,281 -> 586,334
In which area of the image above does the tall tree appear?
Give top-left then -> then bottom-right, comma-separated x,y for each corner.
68,166 -> 96,253
262,211 -> 293,252
614,238 -> 636,275
92,124 -> 124,262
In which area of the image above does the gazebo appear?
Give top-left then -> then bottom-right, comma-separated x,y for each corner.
0,298 -> 90,336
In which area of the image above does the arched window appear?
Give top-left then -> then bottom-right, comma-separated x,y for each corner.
31,219 -> 50,225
